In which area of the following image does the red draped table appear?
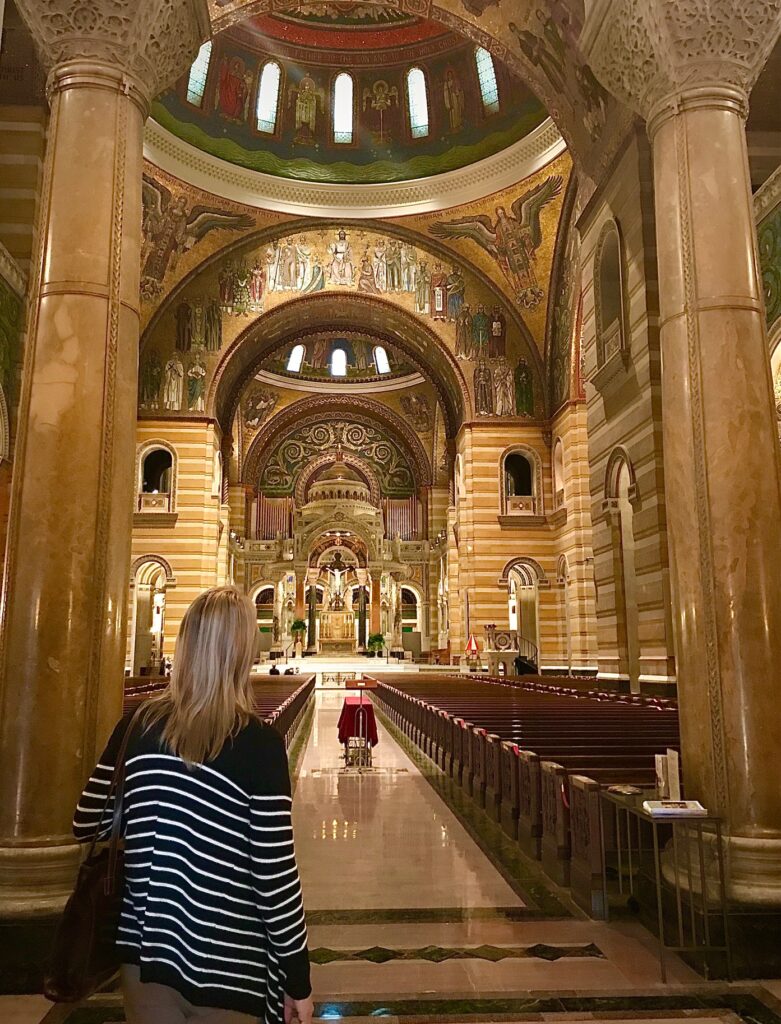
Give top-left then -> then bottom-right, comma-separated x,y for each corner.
338,696 -> 379,746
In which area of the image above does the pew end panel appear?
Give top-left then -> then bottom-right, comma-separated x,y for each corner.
484,733 -> 503,821
541,761 -> 571,887
517,749 -> 542,859
569,774 -> 608,919
500,741 -> 521,839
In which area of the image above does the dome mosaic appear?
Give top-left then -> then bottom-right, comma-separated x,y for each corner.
152,12 -> 548,185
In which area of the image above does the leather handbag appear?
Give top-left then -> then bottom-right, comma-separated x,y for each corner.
43,702 -> 147,1003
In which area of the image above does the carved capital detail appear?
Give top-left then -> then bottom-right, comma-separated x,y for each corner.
582,0 -> 781,121
15,0 -> 210,102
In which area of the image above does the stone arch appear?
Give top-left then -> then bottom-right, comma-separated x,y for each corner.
207,291 -> 472,437
307,533 -> 368,569
130,554 -> 176,587
243,393 -> 432,495
498,556 -> 548,588
556,553 -> 570,583
594,216 -> 629,369
294,453 -> 381,508
0,384 -> 9,463
301,513 -> 380,563
604,444 -> 638,505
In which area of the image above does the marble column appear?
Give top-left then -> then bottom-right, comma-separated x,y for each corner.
370,573 -> 381,635
357,586 -> 367,650
0,1 -> 208,913
583,0 -> 781,902
295,576 -> 305,621
0,62 -> 147,911
648,87 -> 781,900
306,583 -> 318,654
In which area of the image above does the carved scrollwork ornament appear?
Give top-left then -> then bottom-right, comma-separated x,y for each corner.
15,0 -> 210,103
582,0 -> 781,123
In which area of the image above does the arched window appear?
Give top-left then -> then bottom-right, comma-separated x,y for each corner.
595,220 -> 626,368
406,67 -> 430,139
502,448 -> 540,516
186,41 -> 212,107
401,587 -> 419,631
333,73 -> 354,144
142,449 -> 173,494
553,439 -> 565,507
256,61 -> 281,134
212,449 -> 223,499
287,343 -> 305,373
331,347 -> 347,377
374,345 -> 391,374
255,586 -> 275,633
505,453 -> 532,497
474,46 -> 500,114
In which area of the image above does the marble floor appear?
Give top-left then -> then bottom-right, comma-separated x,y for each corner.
295,685 -> 706,1001
12,679 -> 781,1022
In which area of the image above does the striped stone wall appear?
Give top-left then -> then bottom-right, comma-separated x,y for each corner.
128,419 -> 224,668
578,131 -> 676,692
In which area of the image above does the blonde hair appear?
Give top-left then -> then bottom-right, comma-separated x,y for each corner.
145,586 -> 258,764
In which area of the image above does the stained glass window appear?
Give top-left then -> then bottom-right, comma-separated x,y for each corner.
186,41 -> 212,107
475,47 -> 500,114
256,61 -> 281,134
287,344 -> 305,373
374,346 -> 391,374
331,347 -> 347,376
333,73 -> 354,144
406,67 -> 429,139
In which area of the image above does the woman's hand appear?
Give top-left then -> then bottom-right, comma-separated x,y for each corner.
285,993 -> 314,1024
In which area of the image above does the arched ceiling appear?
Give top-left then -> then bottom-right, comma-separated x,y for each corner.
208,291 -> 471,435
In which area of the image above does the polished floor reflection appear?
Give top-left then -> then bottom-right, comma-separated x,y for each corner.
294,686 -> 523,912
294,683 -> 704,1001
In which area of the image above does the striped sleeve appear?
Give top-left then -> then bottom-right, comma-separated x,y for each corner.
72,714 -> 130,843
249,732 -> 311,1000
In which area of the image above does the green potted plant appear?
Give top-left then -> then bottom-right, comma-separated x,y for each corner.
290,619 -> 307,644
367,632 -> 384,658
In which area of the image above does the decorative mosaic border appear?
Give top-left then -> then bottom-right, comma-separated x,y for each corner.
40,988 -> 781,1024
310,942 -> 604,964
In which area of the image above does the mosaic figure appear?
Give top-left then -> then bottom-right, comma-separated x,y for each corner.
430,175 -> 562,308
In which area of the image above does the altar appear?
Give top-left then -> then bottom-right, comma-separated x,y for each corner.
319,608 -> 355,654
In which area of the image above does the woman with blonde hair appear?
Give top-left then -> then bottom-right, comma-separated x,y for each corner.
73,586 -> 313,1024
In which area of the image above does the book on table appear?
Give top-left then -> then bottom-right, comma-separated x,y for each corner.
642,800 -> 708,817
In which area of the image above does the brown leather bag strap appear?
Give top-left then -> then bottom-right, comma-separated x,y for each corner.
86,701 -> 148,864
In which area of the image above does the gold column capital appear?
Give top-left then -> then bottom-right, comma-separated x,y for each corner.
15,0 -> 210,105
581,0 -> 781,123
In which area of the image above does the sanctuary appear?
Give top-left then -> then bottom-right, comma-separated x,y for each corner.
1,0 -> 781,1020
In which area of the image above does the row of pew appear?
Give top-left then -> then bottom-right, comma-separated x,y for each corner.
368,673 -> 680,917
123,673 -> 316,748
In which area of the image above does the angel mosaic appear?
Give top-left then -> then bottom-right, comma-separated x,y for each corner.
141,177 -> 253,300
244,387 -> 278,430
429,175 -> 563,309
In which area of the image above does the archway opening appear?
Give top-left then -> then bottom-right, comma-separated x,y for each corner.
617,463 -> 640,692
131,561 -> 168,676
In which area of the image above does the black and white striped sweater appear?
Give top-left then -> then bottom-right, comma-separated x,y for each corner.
73,712 -> 311,1021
